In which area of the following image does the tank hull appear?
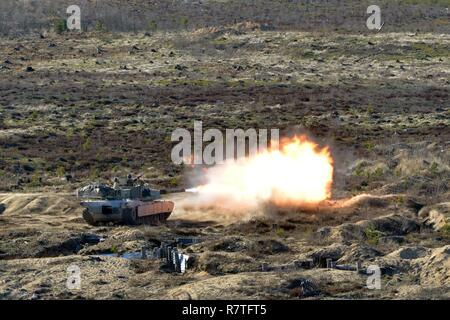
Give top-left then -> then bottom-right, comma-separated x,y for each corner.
81,199 -> 174,226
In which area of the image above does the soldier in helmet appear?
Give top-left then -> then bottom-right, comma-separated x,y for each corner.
126,173 -> 134,186
113,177 -> 120,189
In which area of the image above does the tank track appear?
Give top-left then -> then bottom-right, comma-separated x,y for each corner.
136,212 -> 171,225
82,206 -> 172,226
82,209 -> 98,226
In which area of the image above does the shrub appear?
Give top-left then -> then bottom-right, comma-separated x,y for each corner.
90,168 -> 99,180
30,172 -> 42,187
364,141 -> 375,151
275,227 -> 286,238
168,176 -> 180,187
28,111 -> 39,121
148,20 -> 157,32
82,137 -> 92,151
53,18 -> 67,34
56,166 -> 65,177
94,21 -> 107,33
440,224 -> 450,237
180,17 -> 189,29
110,245 -> 118,254
430,162 -> 439,176
366,166 -> 385,181
364,224 -> 382,245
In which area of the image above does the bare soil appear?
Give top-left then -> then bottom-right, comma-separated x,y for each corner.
0,26 -> 449,299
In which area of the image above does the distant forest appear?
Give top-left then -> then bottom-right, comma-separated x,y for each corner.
1,0 -> 449,35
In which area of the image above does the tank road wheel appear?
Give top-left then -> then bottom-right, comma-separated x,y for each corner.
122,208 -> 138,225
82,209 -> 98,226
139,214 -> 158,226
135,212 -> 172,226
163,212 -> 171,221
150,212 -> 170,225
139,215 -> 154,226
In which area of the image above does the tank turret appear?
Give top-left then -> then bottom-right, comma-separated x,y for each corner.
77,174 -> 177,226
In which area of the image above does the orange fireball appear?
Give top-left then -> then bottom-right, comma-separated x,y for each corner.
193,136 -> 333,207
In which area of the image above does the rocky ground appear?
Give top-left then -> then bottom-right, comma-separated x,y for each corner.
0,192 -> 449,299
0,25 -> 449,299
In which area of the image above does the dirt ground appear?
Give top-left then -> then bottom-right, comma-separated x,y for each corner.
0,25 -> 449,299
0,191 -> 449,299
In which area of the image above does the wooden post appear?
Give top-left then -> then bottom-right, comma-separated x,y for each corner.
166,246 -> 172,263
326,258 -> 332,269
173,249 -> 180,272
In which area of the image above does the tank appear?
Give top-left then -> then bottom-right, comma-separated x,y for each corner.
77,175 -> 178,226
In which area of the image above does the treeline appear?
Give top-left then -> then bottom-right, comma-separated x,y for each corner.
0,0 -> 449,35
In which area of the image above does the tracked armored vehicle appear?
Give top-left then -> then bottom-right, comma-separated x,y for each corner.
77,175 -> 176,226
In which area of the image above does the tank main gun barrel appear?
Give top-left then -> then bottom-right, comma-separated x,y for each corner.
160,188 -> 187,194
